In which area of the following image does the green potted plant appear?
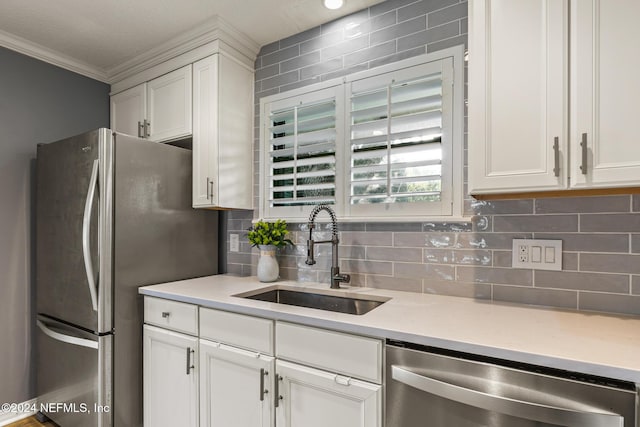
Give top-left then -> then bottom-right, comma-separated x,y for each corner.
247,220 -> 293,282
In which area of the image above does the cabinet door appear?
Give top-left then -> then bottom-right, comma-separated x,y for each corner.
143,325 -> 198,427
217,53 -> 254,209
571,0 -> 640,188
468,0 -> 568,194
192,55 -> 219,207
199,340 -> 274,427
110,84 -> 146,138
192,54 -> 254,209
275,360 -> 381,427
147,65 -> 192,142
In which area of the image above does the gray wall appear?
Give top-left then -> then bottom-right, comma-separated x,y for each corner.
226,0 -> 640,317
0,46 -> 109,405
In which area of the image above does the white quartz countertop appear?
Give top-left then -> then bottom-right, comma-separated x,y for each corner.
139,274 -> 640,384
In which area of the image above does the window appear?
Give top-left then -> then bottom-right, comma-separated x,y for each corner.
261,86 -> 344,219
260,47 -> 464,221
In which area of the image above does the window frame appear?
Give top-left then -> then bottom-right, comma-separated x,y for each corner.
259,46 -> 465,222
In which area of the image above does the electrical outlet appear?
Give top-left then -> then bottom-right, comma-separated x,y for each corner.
512,239 -> 562,271
230,234 -> 240,252
518,244 -> 528,263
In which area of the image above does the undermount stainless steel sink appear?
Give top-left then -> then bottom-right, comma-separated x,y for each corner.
236,287 -> 388,315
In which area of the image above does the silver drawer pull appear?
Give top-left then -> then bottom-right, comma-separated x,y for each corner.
161,312 -> 170,318
260,368 -> 268,401
186,347 -> 195,375
580,133 -> 588,175
552,137 -> 560,178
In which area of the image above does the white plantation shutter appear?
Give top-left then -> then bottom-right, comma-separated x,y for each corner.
260,51 -> 462,221
262,85 -> 344,218
347,59 -> 454,217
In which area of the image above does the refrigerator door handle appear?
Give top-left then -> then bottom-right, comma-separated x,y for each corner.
37,319 -> 98,350
82,159 -> 100,312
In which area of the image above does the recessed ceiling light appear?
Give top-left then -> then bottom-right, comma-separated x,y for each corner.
323,0 -> 344,10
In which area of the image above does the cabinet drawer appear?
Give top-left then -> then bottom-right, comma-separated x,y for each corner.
200,308 -> 274,355
276,322 -> 383,384
144,297 -> 198,335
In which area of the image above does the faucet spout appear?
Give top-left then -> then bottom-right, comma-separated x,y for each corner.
305,204 -> 350,289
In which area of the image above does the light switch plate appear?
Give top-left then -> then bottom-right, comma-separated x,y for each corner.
230,234 -> 240,252
512,239 -> 562,271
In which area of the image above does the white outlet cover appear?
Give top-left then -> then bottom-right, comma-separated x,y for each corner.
230,234 -> 240,252
512,239 -> 562,271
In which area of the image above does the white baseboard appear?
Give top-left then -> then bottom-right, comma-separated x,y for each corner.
0,398 -> 37,426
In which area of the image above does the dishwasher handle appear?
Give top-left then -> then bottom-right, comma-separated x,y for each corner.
391,365 -> 624,427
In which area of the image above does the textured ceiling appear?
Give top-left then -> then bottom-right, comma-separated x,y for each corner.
0,0 -> 383,78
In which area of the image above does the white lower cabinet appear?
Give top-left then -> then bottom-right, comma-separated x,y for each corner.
143,324 -> 199,427
199,340 -> 274,427
144,300 -> 382,427
275,360 -> 381,427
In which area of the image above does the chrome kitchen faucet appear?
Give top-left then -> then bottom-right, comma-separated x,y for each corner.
305,204 -> 350,289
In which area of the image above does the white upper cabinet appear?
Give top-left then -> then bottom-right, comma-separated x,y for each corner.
146,65 -> 192,142
110,65 -> 192,143
110,83 -> 146,138
192,53 -> 254,209
570,0 -> 640,188
468,0 -> 569,194
469,0 -> 640,194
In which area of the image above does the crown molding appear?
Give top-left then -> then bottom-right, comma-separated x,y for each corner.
0,15 -> 260,86
106,16 -> 260,84
0,29 -> 110,82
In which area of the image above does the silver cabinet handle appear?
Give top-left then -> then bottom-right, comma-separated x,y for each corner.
580,133 -> 588,175
82,159 -> 100,312
208,178 -> 214,201
137,121 -> 144,138
553,137 -> 560,177
206,177 -> 210,201
259,368 -> 268,401
143,119 -> 151,138
391,366 -> 622,427
274,374 -> 282,408
186,347 -> 195,375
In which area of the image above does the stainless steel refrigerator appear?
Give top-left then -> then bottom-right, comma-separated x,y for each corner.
35,129 -> 218,427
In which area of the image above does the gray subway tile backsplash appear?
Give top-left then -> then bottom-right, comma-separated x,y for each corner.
535,233 -> 629,253
395,262 -> 455,281
367,274 -> 422,292
492,285 -> 577,310
580,213 -> 640,232
535,195 -> 631,214
371,10 -> 398,31
370,16 -> 426,46
428,2 -> 468,28
578,293 -> 640,316
225,0 -> 640,317
534,270 -> 630,293
397,0 -> 459,23
367,246 -> 422,262
423,278 -> 492,299
580,253 -> 640,275
493,215 -> 579,232
456,266 -> 533,286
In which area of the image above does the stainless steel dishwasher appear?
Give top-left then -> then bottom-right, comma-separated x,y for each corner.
386,340 -> 638,427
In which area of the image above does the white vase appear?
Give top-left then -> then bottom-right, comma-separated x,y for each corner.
257,245 -> 279,282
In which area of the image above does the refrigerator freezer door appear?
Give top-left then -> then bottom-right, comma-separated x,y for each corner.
36,315 -> 112,427
36,130 -> 108,333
